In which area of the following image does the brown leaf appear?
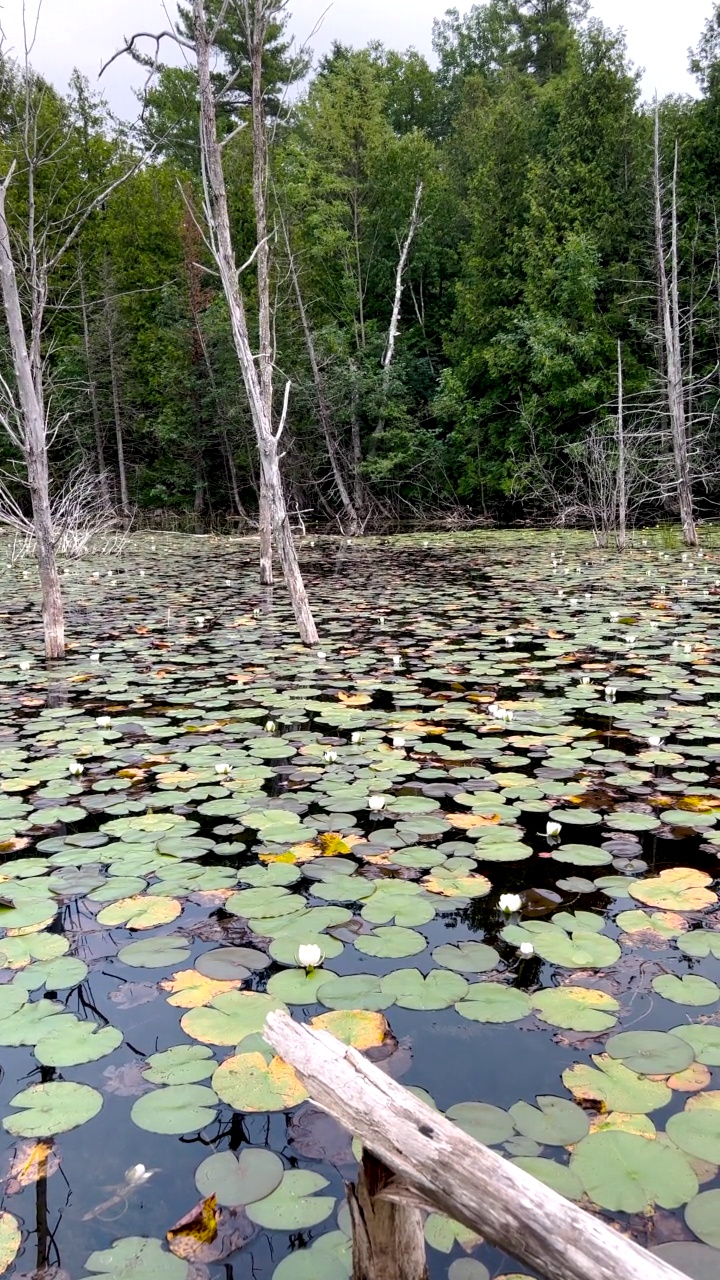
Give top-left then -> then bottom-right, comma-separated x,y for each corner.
2,1142 -> 59,1194
167,1198 -> 255,1262
102,1062 -> 154,1098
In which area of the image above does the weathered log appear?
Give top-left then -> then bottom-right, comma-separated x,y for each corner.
264,1011 -> 687,1280
348,1150 -> 428,1280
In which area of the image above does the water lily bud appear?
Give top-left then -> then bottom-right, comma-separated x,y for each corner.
579,676 -> 591,685
139,569 -> 145,577
316,650 -> 327,660
499,893 -> 522,914
264,720 -> 277,733
215,762 -> 233,776
546,820 -> 561,838
392,654 -> 401,666
505,635 -> 515,647
368,795 -> 386,811
610,611 -> 619,621
519,941 -> 535,957
68,761 -> 84,777
351,732 -> 362,744
90,653 -> 101,663
297,943 -> 324,971
391,735 -> 406,749
195,616 -> 206,628
647,735 -> 663,748
323,750 -> 337,763
96,716 -> 112,730
19,661 -> 30,671
605,685 -> 617,702
125,1163 -> 152,1185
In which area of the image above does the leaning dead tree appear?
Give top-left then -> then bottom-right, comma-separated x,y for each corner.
382,181 -> 424,385
0,41 -> 143,659
653,106 -> 698,547
106,1 -> 319,644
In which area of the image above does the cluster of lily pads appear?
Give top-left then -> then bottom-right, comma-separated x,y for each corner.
0,528 -> 720,1279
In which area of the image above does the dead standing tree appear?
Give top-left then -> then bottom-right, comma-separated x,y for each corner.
0,44 -> 143,658
106,1 -> 319,643
653,105 -> 699,548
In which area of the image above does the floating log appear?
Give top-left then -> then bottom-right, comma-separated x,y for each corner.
264,1011 -> 688,1280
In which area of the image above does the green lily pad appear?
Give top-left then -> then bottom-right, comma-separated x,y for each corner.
4,1081 -> 103,1136
570,1131 -> 698,1211
379,968 -> 469,1009
678,932 -> 720,959
195,1148 -> 284,1207
606,1031 -> 697,1075
652,975 -> 720,1006
213,1048 -> 308,1112
130,1084 -> 218,1134
511,1157 -> 583,1201
354,927 -> 427,958
270,1231 -> 352,1280
316,975 -> 395,1012
671,1025 -> 720,1066
143,1044 -> 217,1085
531,987 -> 619,1032
118,936 -> 191,968
685,1190 -> 720,1249
195,947 -> 272,980
35,1018 -> 123,1067
563,1056 -> 672,1113
181,992 -> 288,1045
455,983 -> 531,1023
509,1096 -> 589,1145
443,1095 -> 515,1146
432,941 -> 499,973
266,969 -> 330,1004
246,1170 -> 335,1230
82,1237 -> 189,1280
667,1107 -> 720,1163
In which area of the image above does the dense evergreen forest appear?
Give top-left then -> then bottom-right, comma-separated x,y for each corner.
3,0 -> 720,532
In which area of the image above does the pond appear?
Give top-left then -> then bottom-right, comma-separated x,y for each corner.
0,527 -> 719,1280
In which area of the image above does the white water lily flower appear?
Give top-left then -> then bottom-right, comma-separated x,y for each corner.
90,653 -> 101,663
19,661 -> 30,671
519,941 -> 535,957
125,1163 -> 153,1186
139,569 -> 145,577
68,761 -> 84,777
368,795 -> 386,811
579,676 -> 591,685
215,762 -> 233,776
351,732 -> 363,744
546,821 -> 561,838
379,617 -> 385,628
392,735 -> 406,748
316,650 -> 327,659
195,616 -> 206,627
505,635 -> 515,646
605,685 -> 617,702
610,611 -> 620,621
392,654 -> 401,666
264,720 -> 277,732
499,893 -> 522,914
684,644 -> 692,654
647,735 -> 664,748
323,749 -> 338,763
96,716 -> 112,730
297,943 -> 324,971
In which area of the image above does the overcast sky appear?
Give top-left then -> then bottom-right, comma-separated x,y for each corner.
0,0 -> 715,118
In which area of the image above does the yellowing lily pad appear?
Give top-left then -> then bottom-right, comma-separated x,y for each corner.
212,1052 -> 308,1112
531,987 -> 620,1032
309,1010 -> 390,1050
629,868 -> 717,911
0,1212 -> 20,1277
160,969 -> 245,1008
97,895 -> 182,930
563,1055 -> 672,1113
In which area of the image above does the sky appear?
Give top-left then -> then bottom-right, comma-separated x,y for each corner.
0,0 -> 715,118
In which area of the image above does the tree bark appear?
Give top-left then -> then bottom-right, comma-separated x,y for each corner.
382,182 -> 423,381
654,110 -> 697,547
616,339 -> 627,551
79,264 -> 111,510
348,1151 -> 428,1280
0,168 -> 65,659
193,0 -> 318,643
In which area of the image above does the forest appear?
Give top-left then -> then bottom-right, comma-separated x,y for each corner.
3,0 -> 720,535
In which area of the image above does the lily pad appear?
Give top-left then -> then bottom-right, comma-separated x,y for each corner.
685,1190 -> 720,1249
143,1045 -> 217,1086
82,1237 -> 189,1280
667,1107 -> 720,1164
213,1051 -> 308,1112
563,1055 -> 672,1113
671,1025 -> 720,1066
432,941 -> 499,973
130,1085 -> 218,1134
629,868 -> 717,911
4,1081 -> 103,1136
531,987 -> 619,1032
195,1149 -> 284,1207
181,992 -> 288,1045
570,1130 -> 698,1211
379,968 -> 469,1009
455,983 -> 531,1023
118,936 -> 191,968
445,1101 -> 514,1145
354,927 -> 427,958
509,1096 -> 589,1145
246,1170 -> 335,1230
652,975 -> 720,1006
606,1031 -> 696,1075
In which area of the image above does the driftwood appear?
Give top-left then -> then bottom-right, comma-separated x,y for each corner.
264,1011 -> 687,1280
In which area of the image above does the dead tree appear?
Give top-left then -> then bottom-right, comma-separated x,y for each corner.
104,2 -> 319,643
382,181 -> 424,385
0,44 -> 143,659
616,339 -> 627,550
653,107 -> 698,547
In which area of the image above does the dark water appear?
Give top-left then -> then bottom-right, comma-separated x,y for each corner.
0,528 -> 719,1279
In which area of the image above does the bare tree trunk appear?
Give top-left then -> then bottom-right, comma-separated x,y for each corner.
193,0 -> 318,643
653,110 -> 697,547
259,473 -> 273,582
222,429 -> 247,519
79,265 -> 111,510
616,339 -> 627,551
382,182 -> 423,382
104,272 -> 130,516
0,168 -> 65,659
350,361 -> 365,516
281,215 -> 360,534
